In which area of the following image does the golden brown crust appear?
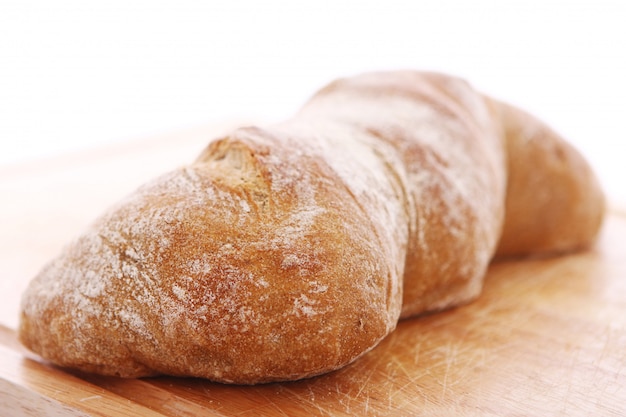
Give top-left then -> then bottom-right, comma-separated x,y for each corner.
300,71 -> 508,318
18,71 -> 604,383
493,100 -> 605,257
19,123 -> 407,384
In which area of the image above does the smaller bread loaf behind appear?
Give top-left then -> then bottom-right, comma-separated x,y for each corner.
18,71 -> 604,384
493,101 -> 605,257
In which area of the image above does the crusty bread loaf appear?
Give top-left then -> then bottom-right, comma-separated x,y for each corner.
18,71 -> 605,384
492,101 -> 605,257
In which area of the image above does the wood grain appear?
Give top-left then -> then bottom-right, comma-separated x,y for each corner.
1,126 -> 625,416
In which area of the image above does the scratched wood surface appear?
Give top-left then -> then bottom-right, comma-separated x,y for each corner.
0,125 -> 625,416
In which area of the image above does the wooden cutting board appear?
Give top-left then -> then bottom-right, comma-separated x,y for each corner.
1,124 -> 625,416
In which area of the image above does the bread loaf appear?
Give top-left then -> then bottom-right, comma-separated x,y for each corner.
493,101 -> 605,256
18,71 -> 605,384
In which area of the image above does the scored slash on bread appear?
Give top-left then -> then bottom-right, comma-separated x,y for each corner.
18,71 -> 604,384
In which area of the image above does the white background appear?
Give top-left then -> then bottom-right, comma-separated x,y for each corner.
1,0 -> 624,202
